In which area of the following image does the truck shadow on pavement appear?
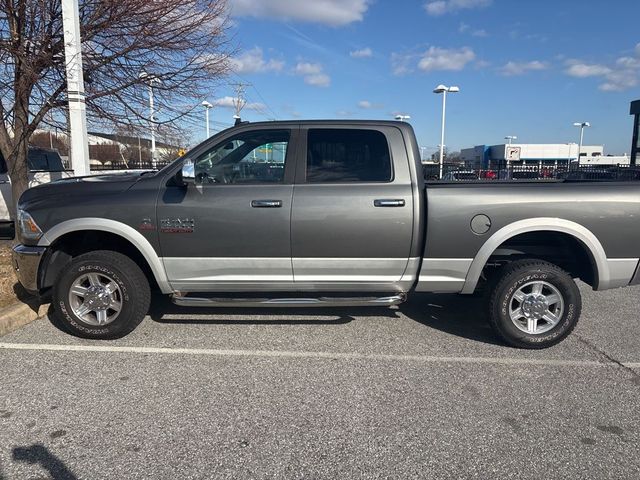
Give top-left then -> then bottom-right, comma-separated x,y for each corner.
146,292 -> 503,346
10,443 -> 77,480
400,292 -> 502,346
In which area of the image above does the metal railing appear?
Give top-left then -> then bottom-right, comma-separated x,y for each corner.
89,159 -> 174,171
424,164 -> 640,182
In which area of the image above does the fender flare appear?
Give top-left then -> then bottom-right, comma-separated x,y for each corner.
38,217 -> 172,294
460,217 -> 609,294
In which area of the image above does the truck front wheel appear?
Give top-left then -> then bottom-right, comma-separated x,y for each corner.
53,250 -> 151,339
488,259 -> 582,349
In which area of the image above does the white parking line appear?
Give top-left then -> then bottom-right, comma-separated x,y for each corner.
0,342 -> 623,368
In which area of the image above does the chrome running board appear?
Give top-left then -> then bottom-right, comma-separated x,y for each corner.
171,294 -> 406,308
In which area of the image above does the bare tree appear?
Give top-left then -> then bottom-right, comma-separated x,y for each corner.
0,0 -> 230,208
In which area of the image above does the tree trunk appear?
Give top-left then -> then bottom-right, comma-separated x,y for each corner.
7,140 -> 30,218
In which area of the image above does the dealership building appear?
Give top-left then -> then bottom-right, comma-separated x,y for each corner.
461,143 -> 629,170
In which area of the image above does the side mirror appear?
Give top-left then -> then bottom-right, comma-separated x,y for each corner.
181,159 -> 195,185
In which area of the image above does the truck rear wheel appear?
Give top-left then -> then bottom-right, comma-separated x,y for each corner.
488,259 -> 581,349
53,250 -> 150,339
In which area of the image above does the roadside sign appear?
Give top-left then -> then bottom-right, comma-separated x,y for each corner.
506,146 -> 521,161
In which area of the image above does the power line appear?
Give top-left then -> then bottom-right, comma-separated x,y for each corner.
250,84 -> 278,120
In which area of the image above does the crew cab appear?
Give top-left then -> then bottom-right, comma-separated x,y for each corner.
12,120 -> 640,348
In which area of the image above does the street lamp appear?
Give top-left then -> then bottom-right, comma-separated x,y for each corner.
395,114 -> 411,122
505,135 -> 517,145
140,72 -> 161,166
202,101 -> 213,138
573,122 -> 591,166
433,84 -> 460,179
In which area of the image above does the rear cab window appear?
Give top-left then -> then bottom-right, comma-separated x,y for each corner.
305,129 -> 393,183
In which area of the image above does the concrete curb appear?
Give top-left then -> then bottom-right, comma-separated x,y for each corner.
0,301 -> 49,337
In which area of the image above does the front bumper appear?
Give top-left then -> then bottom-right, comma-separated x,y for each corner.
12,244 -> 47,294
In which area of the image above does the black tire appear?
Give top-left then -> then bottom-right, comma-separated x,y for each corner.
53,250 -> 151,339
488,259 -> 581,349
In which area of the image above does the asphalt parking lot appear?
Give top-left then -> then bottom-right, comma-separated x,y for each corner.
1,283 -> 639,479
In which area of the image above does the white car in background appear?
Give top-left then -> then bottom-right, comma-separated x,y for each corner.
0,147 -> 73,238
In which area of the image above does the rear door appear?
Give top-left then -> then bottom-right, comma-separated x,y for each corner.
290,125 -> 414,290
157,126 -> 299,292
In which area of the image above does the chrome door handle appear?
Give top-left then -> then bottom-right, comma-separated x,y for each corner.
374,199 -> 405,207
251,199 -> 282,208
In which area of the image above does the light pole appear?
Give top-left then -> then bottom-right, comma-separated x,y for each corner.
140,72 -> 161,166
202,101 -> 213,138
505,135 -> 517,145
573,122 -> 590,166
62,0 -> 90,176
433,84 -> 460,179
395,114 -> 411,122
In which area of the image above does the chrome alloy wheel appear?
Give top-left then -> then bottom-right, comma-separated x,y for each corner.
508,281 -> 564,335
68,272 -> 123,326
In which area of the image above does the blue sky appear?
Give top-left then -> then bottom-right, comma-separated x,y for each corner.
203,0 -> 640,154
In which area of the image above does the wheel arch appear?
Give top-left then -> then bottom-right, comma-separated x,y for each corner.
39,218 -> 172,294
461,217 -> 609,294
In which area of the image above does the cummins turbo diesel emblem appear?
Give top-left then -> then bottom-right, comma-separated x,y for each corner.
160,218 -> 195,233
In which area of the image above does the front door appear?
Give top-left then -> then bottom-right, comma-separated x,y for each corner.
157,127 -> 298,292
290,126 -> 414,290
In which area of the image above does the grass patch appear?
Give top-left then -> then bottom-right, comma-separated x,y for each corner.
0,243 -> 18,309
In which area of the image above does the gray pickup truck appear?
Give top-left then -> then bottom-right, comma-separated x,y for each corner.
12,120 -> 640,348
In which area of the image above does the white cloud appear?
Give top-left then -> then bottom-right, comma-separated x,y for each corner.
294,62 -> 323,76
392,46 -> 477,75
418,46 -> 476,72
229,0 -> 370,26
499,60 -> 549,76
294,62 -> 331,87
458,22 -> 488,37
229,47 -> 284,74
391,52 -> 416,76
350,47 -> 373,58
357,100 -> 383,109
599,70 -> 638,92
425,0 -> 492,16
565,62 -> 611,78
564,46 -> 640,92
305,73 -> 331,87
212,96 -> 266,112
616,56 -> 640,69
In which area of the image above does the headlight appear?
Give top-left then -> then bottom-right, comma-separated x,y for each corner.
17,209 -> 43,242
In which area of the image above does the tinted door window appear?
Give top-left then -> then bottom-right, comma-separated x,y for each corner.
28,151 -> 49,171
306,129 -> 392,183
193,129 -> 290,185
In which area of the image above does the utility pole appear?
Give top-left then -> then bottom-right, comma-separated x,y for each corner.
62,0 -> 90,176
231,82 -> 250,123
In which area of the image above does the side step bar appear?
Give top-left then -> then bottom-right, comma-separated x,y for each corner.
171,294 -> 406,308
